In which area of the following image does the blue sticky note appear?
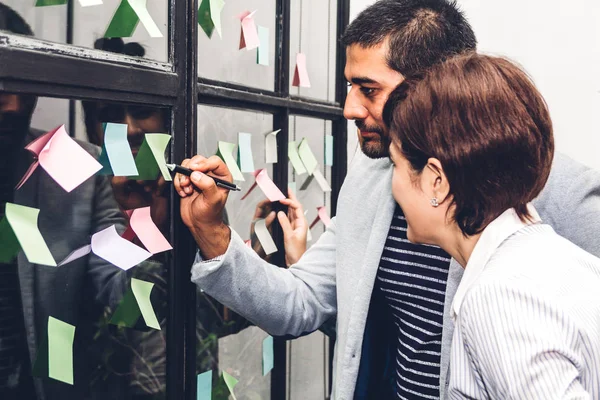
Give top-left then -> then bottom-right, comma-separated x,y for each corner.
257,26 -> 270,66
238,132 -> 255,173
104,123 -> 139,176
197,370 -> 212,400
262,335 -> 274,376
325,135 -> 334,166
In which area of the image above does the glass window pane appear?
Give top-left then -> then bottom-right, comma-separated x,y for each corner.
0,89 -> 170,398
1,0 -> 168,62
198,0 -> 276,91
289,0 -> 338,101
196,105 -> 274,399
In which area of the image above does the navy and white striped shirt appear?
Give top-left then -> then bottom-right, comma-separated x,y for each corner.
377,205 -> 451,399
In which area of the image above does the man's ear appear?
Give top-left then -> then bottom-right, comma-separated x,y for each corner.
425,158 -> 450,204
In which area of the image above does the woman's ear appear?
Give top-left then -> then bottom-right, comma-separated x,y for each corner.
425,158 -> 450,204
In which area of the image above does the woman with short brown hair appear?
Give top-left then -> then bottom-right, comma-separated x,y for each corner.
385,53 -> 600,398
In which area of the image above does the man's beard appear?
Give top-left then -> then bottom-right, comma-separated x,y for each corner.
355,120 -> 390,159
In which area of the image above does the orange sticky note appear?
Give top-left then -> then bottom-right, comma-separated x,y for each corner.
238,10 -> 260,51
241,169 -> 285,202
292,53 -> 311,88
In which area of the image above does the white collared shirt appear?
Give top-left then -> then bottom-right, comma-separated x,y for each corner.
448,205 -> 600,399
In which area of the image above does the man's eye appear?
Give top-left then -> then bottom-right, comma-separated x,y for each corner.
360,87 -> 375,96
346,82 -> 352,87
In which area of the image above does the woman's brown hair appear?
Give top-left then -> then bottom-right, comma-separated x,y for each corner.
384,53 -> 554,235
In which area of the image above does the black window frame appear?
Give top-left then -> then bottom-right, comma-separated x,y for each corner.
0,0 -> 350,398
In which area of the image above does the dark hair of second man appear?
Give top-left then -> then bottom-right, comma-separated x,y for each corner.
342,0 -> 477,77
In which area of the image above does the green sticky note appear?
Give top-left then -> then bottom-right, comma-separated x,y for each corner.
217,141 -> 245,181
198,0 -> 214,38
132,134 -> 172,181
105,0 -> 140,38
325,135 -> 334,166
298,138 -> 319,176
48,317 -> 75,385
131,278 -> 161,330
32,331 -> 49,378
288,141 -> 307,175
197,370 -> 212,400
5,203 -> 56,266
222,371 -> 238,400
262,335 -> 274,376
0,216 -> 21,263
35,0 -> 68,6
237,132 -> 255,173
257,26 -> 270,66
110,286 -> 142,328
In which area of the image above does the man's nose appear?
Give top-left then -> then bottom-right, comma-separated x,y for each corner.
343,91 -> 368,121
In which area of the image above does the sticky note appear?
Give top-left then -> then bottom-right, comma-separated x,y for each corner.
198,0 -> 225,39
103,123 -> 139,176
288,182 -> 297,196
217,142 -> 245,181
111,278 -> 161,330
222,371 -> 239,400
48,317 -> 75,385
292,53 -> 311,88
2,203 -> 56,267
263,335 -> 274,376
313,169 -> 332,192
241,169 -> 285,202
325,135 -> 334,166
17,125 -> 102,192
254,218 -> 277,255
257,26 -> 270,66
238,10 -> 260,51
237,133 -> 255,173
288,141 -> 307,175
105,0 -> 163,38
0,216 -> 21,264
133,134 -> 172,181
130,206 -> 172,254
91,225 -> 151,270
35,0 -> 67,6
58,244 -> 92,266
298,138 -> 319,175
265,130 -> 280,163
310,207 -> 331,229
78,0 -> 103,6
197,370 -> 212,400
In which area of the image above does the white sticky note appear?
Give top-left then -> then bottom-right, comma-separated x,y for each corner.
91,225 -> 152,270
257,25 -> 270,66
325,135 -> 334,166
238,133 -> 255,173
218,141 -> 245,181
288,182 -> 297,196
210,0 -> 225,38
265,129 -> 280,164
313,169 -> 332,192
58,245 -> 92,266
128,0 -> 163,38
254,218 -> 277,255
298,138 -> 318,175
78,0 -> 103,6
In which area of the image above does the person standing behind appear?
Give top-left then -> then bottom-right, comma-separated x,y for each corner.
385,53 -> 600,399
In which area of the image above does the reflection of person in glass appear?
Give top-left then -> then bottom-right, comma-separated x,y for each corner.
0,4 -> 127,400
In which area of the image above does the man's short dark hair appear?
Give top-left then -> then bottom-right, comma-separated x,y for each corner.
342,0 -> 476,77
0,3 -> 34,36
386,54 -> 554,236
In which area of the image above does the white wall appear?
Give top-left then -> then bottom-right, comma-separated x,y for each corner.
348,0 -> 600,170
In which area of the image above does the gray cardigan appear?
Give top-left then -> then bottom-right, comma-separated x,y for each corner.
191,150 -> 600,399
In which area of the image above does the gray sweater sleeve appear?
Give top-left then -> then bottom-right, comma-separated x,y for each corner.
191,218 -> 338,336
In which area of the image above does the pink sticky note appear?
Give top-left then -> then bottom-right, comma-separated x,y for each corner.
91,225 -> 151,271
129,207 -> 172,254
310,206 -> 331,229
292,53 -> 311,88
238,10 -> 260,51
16,126 -> 61,189
242,169 -> 285,202
244,239 -> 252,248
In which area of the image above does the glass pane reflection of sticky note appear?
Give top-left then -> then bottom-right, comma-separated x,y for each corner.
222,371 -> 239,400
104,123 -> 139,176
131,278 -> 161,330
254,218 -> 277,255
198,0 -> 215,37
48,317 -> 75,385
263,335 -> 274,376
292,53 -> 311,88
217,142 -> 245,181
298,138 -> 319,175
91,225 -> 151,270
129,206 -> 172,254
265,130 -> 280,164
110,285 -> 141,328
288,141 -> 307,175
5,203 -> 56,266
238,133 -> 255,173
197,370 -> 212,400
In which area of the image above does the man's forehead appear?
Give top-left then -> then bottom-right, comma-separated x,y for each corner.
344,43 -> 403,85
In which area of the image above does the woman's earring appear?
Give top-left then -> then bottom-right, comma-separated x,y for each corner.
430,198 -> 439,207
